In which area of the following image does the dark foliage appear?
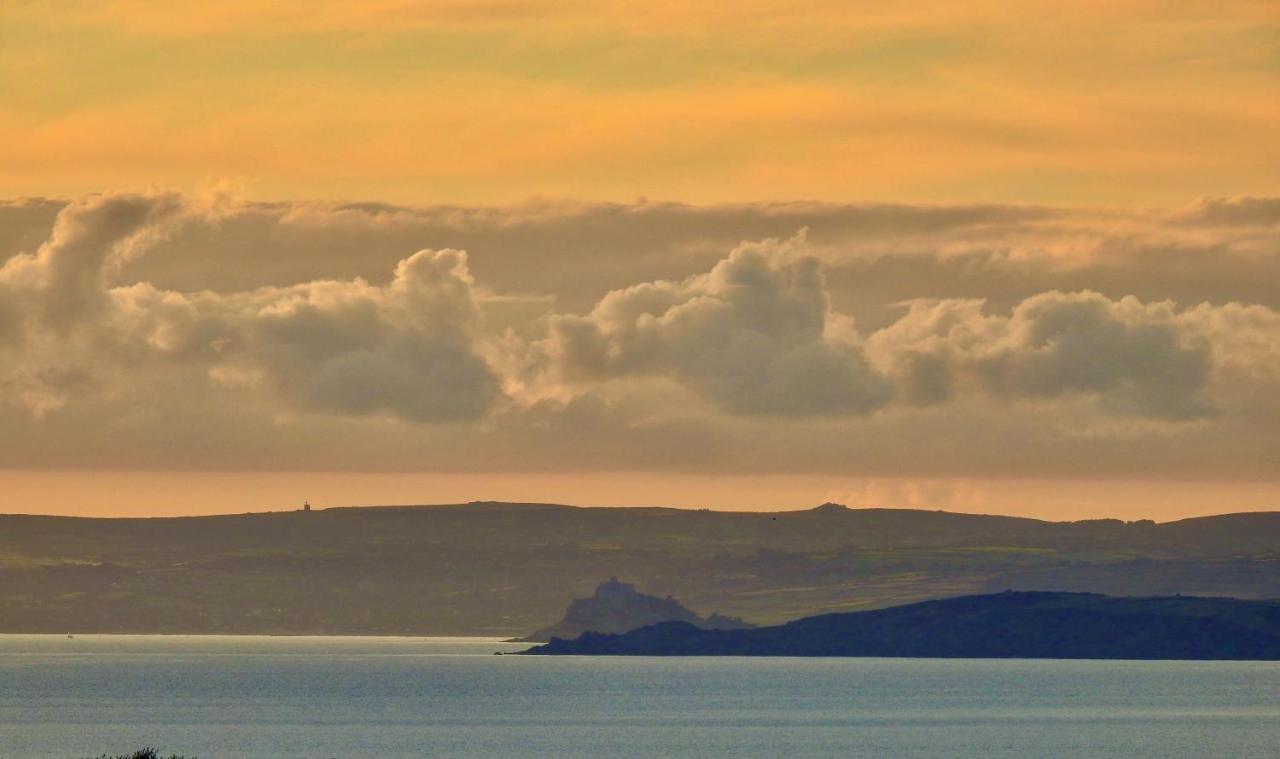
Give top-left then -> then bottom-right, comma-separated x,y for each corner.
89,750 -> 190,759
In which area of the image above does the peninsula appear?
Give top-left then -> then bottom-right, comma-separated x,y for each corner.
524,591 -> 1280,660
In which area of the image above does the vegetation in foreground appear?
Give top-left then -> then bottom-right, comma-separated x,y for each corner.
88,750 -> 190,759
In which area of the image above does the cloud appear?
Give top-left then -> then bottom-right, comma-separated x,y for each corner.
871,292 -> 1216,420
0,193 -> 502,421
1179,196 -> 1280,227
529,232 -> 1248,423
8,196 -> 1279,324
0,191 -> 1278,483
236,248 -> 502,421
532,232 -> 892,416
0,193 -> 187,334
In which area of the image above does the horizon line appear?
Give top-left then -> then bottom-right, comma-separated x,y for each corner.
3,499 -> 1277,525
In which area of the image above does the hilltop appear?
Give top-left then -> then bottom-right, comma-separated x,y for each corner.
1,502 -> 1278,635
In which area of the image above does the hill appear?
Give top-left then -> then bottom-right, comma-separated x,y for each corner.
524,591 -> 1280,660
1,502 -> 1278,635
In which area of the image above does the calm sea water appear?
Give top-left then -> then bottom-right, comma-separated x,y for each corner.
1,635 -> 1278,758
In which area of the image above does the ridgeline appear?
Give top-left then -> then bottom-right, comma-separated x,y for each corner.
2,501 -> 1279,635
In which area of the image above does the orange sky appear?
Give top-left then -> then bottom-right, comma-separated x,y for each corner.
2,1 -> 1277,205
1,2 -> 1278,519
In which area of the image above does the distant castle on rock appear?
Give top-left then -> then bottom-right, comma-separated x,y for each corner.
517,577 -> 754,642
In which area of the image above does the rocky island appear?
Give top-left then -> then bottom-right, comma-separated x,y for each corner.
518,577 -> 753,642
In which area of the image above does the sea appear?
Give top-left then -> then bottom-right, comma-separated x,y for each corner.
1,635 -> 1277,758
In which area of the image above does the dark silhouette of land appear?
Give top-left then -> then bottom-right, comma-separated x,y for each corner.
524,591 -> 1280,659
87,751 -> 188,759
519,577 -> 752,641
2,501 -> 1279,635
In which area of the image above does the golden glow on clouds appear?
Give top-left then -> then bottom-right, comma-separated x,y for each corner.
3,1 -> 1277,204
1,3 -> 1278,519
2,192 -> 1278,508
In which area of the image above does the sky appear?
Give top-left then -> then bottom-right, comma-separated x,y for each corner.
1,1 -> 1278,519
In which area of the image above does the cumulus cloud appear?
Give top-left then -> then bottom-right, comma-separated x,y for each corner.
169,247 -> 500,422
527,234 -> 1260,423
0,193 -> 187,334
870,292 -> 1216,420
0,191 -> 1278,482
0,193 -> 502,421
531,233 -> 892,416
